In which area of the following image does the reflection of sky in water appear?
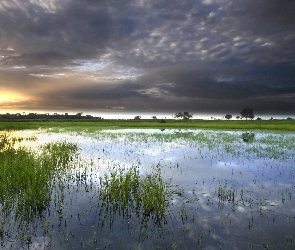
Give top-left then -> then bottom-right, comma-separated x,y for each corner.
11,128 -> 295,192
5,129 -> 295,249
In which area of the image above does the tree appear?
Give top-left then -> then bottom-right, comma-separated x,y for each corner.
174,111 -> 193,120
249,113 -> 254,120
183,111 -> 193,119
134,116 -> 141,120
241,108 -> 254,120
225,114 -> 232,120
236,115 -> 240,120
174,112 -> 183,119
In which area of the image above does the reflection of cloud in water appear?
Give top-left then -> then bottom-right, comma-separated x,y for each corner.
215,161 -> 240,168
236,206 -> 246,213
5,128 -> 295,249
162,156 -> 177,162
139,147 -> 163,156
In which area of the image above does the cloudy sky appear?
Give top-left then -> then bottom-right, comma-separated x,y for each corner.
0,0 -> 295,116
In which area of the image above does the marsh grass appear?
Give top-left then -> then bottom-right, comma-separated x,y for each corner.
217,184 -> 235,203
42,141 -> 78,173
0,133 -> 78,222
99,164 -> 170,228
242,132 -> 255,142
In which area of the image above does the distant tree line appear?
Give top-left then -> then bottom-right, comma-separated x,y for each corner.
2,109 -> 293,121
0,112 -> 103,121
224,109 -> 293,121
174,111 -> 193,120
225,108 -> 255,120
172,109 -> 255,121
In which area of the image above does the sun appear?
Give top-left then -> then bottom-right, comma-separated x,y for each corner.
0,92 -> 27,103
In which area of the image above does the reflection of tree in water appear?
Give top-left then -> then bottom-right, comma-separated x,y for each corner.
98,164 -> 171,236
242,132 -> 255,142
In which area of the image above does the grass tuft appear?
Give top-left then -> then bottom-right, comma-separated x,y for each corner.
99,164 -> 170,227
0,134 -> 78,221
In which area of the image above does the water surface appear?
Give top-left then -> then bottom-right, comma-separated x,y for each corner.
1,129 -> 294,249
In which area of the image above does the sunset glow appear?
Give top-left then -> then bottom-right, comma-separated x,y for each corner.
0,92 -> 26,103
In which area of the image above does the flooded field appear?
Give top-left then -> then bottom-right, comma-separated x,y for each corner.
1,128 -> 295,249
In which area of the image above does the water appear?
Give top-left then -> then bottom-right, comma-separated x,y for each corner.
1,129 -> 295,249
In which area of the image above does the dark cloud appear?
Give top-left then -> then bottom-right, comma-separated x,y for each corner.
231,0 -> 295,32
0,0 -> 295,115
0,0 -> 137,64
133,62 -> 295,102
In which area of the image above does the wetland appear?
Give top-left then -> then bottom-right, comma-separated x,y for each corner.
0,125 -> 294,249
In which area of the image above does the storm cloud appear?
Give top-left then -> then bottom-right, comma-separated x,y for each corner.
0,0 -> 294,115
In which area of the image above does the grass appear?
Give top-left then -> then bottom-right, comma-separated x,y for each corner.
0,119 -> 295,132
99,164 -> 170,227
0,134 -> 78,221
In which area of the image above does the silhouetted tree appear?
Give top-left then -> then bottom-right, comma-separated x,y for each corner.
183,111 -> 193,119
241,109 -> 254,120
225,114 -> 232,120
134,116 -> 141,120
174,112 -> 183,119
174,111 -> 193,120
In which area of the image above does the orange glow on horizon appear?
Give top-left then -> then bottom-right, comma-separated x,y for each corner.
0,92 -> 28,104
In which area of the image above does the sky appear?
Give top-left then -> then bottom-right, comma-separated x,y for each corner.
0,0 -> 295,117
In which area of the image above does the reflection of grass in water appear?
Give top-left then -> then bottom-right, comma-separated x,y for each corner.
149,130 -> 295,160
0,129 -> 293,249
99,164 -> 170,228
0,133 -> 78,222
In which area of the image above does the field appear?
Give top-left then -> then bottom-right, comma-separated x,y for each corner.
0,119 -> 295,132
0,121 -> 294,249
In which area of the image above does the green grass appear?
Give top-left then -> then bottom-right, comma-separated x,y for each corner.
99,164 -> 170,227
0,119 -> 295,132
0,134 -> 78,221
